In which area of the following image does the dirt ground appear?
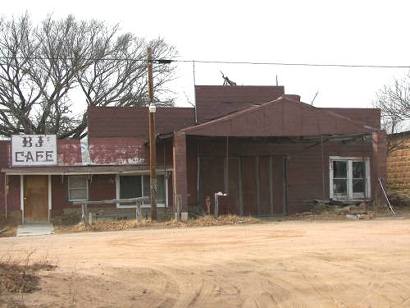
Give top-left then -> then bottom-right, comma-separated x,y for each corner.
1,218 -> 410,307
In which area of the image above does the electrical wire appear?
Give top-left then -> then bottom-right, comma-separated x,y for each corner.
0,55 -> 409,69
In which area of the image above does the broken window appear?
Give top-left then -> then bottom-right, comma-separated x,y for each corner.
68,175 -> 88,201
330,158 -> 370,200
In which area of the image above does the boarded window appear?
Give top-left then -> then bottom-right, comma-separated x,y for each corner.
68,176 -> 88,201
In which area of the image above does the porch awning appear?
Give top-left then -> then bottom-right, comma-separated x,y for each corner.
1,164 -> 159,175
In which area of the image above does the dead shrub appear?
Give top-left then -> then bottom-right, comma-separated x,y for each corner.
0,251 -> 56,294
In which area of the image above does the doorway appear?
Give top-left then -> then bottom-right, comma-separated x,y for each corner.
23,175 -> 49,223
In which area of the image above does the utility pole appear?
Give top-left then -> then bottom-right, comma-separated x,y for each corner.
147,47 -> 157,220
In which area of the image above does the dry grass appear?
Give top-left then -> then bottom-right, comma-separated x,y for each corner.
55,215 -> 260,233
0,251 -> 56,295
0,217 -> 18,238
0,226 -> 17,238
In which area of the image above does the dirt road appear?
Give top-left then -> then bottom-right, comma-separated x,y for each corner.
1,219 -> 410,307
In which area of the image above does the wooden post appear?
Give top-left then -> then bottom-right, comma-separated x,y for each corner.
148,47 -> 157,220
320,136 -> 326,199
136,200 -> 142,222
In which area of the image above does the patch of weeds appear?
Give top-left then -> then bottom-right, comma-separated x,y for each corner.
0,251 -> 56,294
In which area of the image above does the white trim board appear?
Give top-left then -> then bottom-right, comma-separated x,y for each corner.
329,156 -> 371,200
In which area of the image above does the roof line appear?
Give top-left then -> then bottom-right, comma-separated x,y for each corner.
178,96 -> 379,135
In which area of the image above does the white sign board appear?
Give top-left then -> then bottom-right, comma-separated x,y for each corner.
11,135 -> 57,166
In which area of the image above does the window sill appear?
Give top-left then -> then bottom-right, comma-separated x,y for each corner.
331,197 -> 371,202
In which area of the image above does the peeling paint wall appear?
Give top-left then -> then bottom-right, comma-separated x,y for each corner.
57,139 -> 82,165
88,137 -> 146,166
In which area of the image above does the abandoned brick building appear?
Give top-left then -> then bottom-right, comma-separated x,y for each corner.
0,85 -> 387,224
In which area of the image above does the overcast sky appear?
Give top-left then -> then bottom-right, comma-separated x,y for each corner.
2,0 -> 410,108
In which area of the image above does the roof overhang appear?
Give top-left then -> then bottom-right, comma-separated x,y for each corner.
178,96 -> 379,138
2,165 -> 172,175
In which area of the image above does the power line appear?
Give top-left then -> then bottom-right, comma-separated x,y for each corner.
175,59 -> 410,69
1,55 -> 410,69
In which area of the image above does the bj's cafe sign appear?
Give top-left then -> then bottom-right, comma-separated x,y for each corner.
11,135 -> 57,166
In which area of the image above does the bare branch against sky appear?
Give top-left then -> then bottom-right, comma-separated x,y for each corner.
0,14 -> 176,138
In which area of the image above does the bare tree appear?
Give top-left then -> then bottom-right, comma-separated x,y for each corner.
0,14 -> 176,138
375,75 -> 410,152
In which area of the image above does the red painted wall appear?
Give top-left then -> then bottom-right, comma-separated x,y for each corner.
187,137 -> 376,215
52,174 -> 117,215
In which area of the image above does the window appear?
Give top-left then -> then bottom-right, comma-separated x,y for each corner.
68,175 -> 88,201
118,174 -> 167,207
329,157 -> 370,200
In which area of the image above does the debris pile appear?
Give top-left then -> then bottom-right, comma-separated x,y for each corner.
56,215 -> 260,233
295,200 -> 375,220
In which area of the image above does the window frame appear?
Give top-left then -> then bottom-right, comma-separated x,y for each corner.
329,156 -> 371,201
67,175 -> 89,202
115,172 -> 169,208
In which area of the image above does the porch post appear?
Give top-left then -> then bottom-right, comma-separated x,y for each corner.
173,132 -> 188,220
372,131 -> 387,208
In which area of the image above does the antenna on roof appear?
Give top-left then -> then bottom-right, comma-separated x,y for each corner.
220,71 -> 237,86
275,75 -> 279,86
311,91 -> 319,106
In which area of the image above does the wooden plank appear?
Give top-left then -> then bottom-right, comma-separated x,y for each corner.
238,157 -> 243,216
241,156 -> 257,216
256,156 -> 260,215
283,157 -> 288,215
258,156 -> 271,216
269,156 -> 273,215
73,196 -> 149,205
